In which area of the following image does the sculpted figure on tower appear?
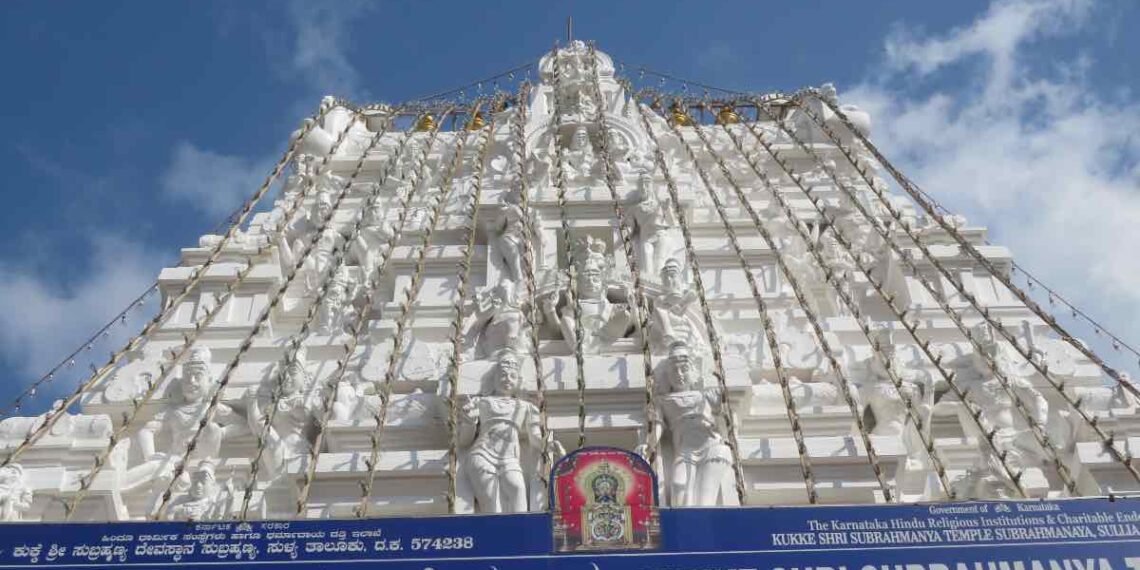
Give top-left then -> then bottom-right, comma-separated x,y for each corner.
0,464 -> 33,521
245,347 -> 322,482
649,258 -> 708,357
642,341 -> 735,507
491,186 -> 543,284
457,351 -> 563,513
165,460 -> 230,521
627,171 -> 681,279
464,279 -> 530,360
968,324 -> 1048,470
562,126 -> 599,185
541,237 -> 632,354
858,327 -> 934,471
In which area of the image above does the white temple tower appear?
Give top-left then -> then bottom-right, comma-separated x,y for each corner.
1,42 -> 1138,523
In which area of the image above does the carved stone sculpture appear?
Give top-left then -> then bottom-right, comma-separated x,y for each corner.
457,351 -> 562,513
627,172 -> 681,279
165,460 -> 230,521
859,329 -> 934,470
245,347 -> 322,481
0,464 -> 33,521
491,186 -> 542,284
464,279 -> 530,360
542,238 -> 632,354
316,267 -> 358,336
642,341 -> 735,507
562,126 -> 599,184
649,258 -> 708,356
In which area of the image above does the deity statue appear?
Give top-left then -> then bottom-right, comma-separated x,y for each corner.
970,324 -> 1049,455
491,186 -> 543,284
349,186 -> 392,273
0,464 -> 33,521
627,172 -> 681,279
542,238 -> 632,354
950,453 -> 1019,500
641,341 -> 735,507
457,351 -> 564,513
165,460 -> 231,521
649,258 -> 708,356
562,126 -> 599,184
245,347 -> 322,481
463,279 -> 530,360
859,328 -> 934,470
126,347 -> 246,511
316,266 -> 358,336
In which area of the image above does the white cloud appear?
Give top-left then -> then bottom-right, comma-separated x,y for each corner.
160,141 -> 272,218
846,0 -> 1140,368
0,234 -> 166,391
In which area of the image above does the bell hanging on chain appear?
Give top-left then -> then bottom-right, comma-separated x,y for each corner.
465,111 -> 487,131
716,106 -> 741,125
669,101 -> 693,126
415,114 -> 437,132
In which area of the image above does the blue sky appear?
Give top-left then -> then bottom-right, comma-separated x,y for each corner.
1,0 -> 1138,412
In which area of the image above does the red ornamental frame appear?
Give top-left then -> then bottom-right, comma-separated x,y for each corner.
549,446 -> 661,552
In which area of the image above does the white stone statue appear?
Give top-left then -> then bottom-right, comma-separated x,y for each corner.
969,324 -> 1049,469
126,347 -> 246,499
641,341 -> 736,507
349,185 -> 392,273
627,171 -> 681,279
541,238 -> 632,354
649,258 -> 708,356
491,186 -> 542,284
316,267 -> 358,336
463,279 -> 530,360
245,347 -> 322,481
0,464 -> 33,521
562,126 -> 599,184
859,329 -> 934,471
165,460 -> 231,521
456,351 -> 563,513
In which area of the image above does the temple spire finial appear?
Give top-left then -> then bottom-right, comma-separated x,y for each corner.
567,16 -> 573,43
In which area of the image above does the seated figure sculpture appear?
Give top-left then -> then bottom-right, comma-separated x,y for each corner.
562,125 -> 598,184
165,460 -> 230,521
124,347 -> 247,513
0,464 -> 33,521
457,351 -> 563,513
641,341 -> 735,507
542,238 -> 632,354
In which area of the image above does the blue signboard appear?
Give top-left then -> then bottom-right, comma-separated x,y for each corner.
2,498 -> 1140,569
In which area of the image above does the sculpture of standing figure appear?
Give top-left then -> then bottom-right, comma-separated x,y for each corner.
457,351 -> 563,513
492,186 -> 542,284
349,186 -> 392,273
316,267 -> 358,336
641,341 -> 735,506
628,172 -> 680,279
0,464 -> 33,521
650,258 -> 708,356
245,347 -> 322,481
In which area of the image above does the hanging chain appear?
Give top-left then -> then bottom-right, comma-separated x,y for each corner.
355,108 -> 464,519
1,104 -> 339,470
756,99 -> 1080,494
587,45 -> 660,466
796,93 -> 1140,487
722,117 -> 1027,498
547,46 -> 590,450
507,82 -> 555,489
626,85 -> 750,505
817,95 -> 1140,399
292,107 -> 455,517
237,107 -> 414,520
444,100 -> 500,513
683,109 -> 895,502
150,109 -> 387,520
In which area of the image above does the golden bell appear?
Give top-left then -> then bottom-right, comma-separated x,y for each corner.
716,106 -> 741,125
414,113 -> 436,132
669,102 -> 693,127
465,111 -> 487,131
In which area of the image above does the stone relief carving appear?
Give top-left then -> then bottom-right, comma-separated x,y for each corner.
244,347 -> 322,482
626,171 -> 682,279
316,266 -> 359,336
0,464 -> 34,521
648,258 -> 708,357
463,279 -> 531,360
857,327 -> 934,471
967,324 -> 1048,470
641,341 -> 736,507
541,237 -> 633,354
164,460 -> 232,521
561,126 -> 599,185
456,351 -> 564,513
491,186 -> 543,284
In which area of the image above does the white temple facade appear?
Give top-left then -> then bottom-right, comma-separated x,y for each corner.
2,42 -> 1138,523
